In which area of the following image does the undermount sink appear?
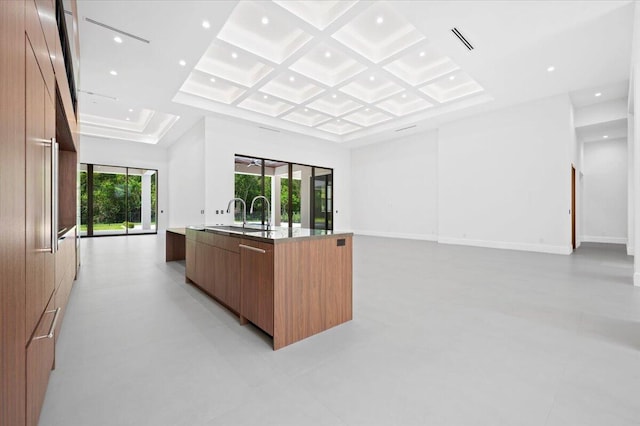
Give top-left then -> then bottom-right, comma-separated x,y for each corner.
205,225 -> 267,234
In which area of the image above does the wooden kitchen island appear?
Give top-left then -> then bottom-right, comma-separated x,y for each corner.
185,226 -> 352,350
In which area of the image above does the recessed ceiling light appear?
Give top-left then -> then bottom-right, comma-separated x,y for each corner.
231,52 -> 238,59
401,93 -> 407,99
179,60 -> 186,66
113,36 -> 123,43
595,92 -> 602,97
109,70 -> 118,76
603,135 -> 609,139
324,51 -> 332,59
202,20 -> 210,29
337,119 -> 341,122
376,16 -> 384,24
304,108 -> 308,112
126,117 -> 130,121
210,77 -> 216,83
419,51 -> 425,57
289,76 -> 295,82
332,94 -> 337,99
261,16 -> 269,25
365,108 -> 370,112
547,65 -> 555,72
263,94 -> 268,99
128,108 -> 133,112
449,75 -> 456,81
369,75 -> 375,82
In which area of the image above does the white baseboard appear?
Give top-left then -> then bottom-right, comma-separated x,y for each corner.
437,237 -> 572,255
581,236 -> 628,244
353,230 -> 438,241
634,272 -> 640,287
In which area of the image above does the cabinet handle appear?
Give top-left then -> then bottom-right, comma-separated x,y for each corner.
44,138 -> 58,253
33,307 -> 61,341
239,244 -> 266,254
52,138 -> 58,254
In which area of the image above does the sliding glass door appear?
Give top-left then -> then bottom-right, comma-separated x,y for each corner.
234,155 -> 333,230
80,163 -> 158,237
313,168 -> 333,230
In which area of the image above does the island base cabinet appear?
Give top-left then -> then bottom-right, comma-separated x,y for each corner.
240,239 -> 274,336
273,236 -> 353,350
214,247 -> 240,313
26,296 -> 56,426
185,237 -> 196,283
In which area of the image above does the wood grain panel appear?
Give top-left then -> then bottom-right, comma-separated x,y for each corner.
34,0 -> 56,67
213,246 -> 240,313
54,228 -> 75,342
0,2 -> 26,424
185,238 -> 196,283
25,38 -> 48,341
212,233 -> 241,253
58,150 -> 77,227
44,80 -> 55,315
273,236 -> 352,350
165,230 -> 186,261
26,295 -> 55,426
25,0 -> 54,101
240,239 -> 274,336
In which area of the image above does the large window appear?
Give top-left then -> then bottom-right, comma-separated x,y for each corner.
233,155 -> 333,230
80,164 -> 157,237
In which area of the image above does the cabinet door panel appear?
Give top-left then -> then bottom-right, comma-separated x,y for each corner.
240,240 -> 274,336
213,247 -> 240,312
25,40 -> 49,341
185,238 -> 196,282
26,296 -> 56,426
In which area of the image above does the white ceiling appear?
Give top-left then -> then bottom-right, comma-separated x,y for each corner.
75,0 -> 634,148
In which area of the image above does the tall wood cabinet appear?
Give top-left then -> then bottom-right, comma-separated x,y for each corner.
1,1 -> 80,425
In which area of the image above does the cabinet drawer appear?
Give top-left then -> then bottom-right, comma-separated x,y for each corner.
186,228 -> 199,241
26,295 -> 59,426
213,233 -> 240,253
197,230 -> 215,246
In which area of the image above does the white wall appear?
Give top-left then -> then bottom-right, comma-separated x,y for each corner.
167,119 -> 205,227
203,117 -> 352,231
437,95 -> 573,254
350,130 -> 438,240
583,138 -> 628,243
80,136 -> 169,230
574,98 -> 628,127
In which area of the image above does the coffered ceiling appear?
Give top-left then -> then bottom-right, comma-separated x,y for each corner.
173,1 -> 491,141
75,0 -> 633,147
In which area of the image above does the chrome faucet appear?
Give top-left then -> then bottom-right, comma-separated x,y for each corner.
250,195 -> 271,231
226,198 -> 246,227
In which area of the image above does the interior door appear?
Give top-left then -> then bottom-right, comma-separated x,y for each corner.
571,165 -> 576,250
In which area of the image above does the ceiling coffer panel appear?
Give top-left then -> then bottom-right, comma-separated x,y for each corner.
172,0 -> 489,142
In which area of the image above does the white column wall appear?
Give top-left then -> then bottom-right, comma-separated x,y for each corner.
168,119 -> 205,227
582,139 -> 628,243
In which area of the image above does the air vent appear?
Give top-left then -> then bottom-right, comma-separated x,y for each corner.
85,17 -> 150,44
451,27 -> 474,50
79,90 -> 117,101
258,126 -> 281,133
395,125 -> 417,132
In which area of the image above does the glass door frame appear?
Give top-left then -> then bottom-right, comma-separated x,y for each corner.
80,162 -> 158,237
234,154 -> 334,230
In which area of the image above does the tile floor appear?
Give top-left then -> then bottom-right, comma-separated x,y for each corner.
39,235 -> 640,426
